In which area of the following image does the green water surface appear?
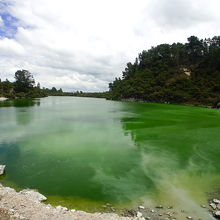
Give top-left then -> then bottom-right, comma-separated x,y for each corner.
0,97 -> 219,218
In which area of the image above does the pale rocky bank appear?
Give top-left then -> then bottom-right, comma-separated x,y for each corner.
0,184 -> 135,220
1,183 -> 220,220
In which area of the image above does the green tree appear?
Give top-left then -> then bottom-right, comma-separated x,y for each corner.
2,79 -> 14,97
14,70 -> 35,92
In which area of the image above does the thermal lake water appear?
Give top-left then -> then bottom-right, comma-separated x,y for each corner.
0,97 -> 219,218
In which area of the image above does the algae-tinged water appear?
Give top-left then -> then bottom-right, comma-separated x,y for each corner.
0,97 -> 219,218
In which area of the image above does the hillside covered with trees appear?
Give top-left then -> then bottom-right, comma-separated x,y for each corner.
109,36 -> 220,107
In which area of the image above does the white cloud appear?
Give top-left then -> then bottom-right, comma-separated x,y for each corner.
0,0 -> 220,91
0,16 -> 3,26
0,38 -> 25,55
146,0 -> 215,29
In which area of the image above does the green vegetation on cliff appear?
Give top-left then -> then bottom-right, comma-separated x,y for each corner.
109,36 -> 220,107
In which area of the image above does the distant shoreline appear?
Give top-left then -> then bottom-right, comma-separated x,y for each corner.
1,95 -> 219,109
118,98 -> 219,109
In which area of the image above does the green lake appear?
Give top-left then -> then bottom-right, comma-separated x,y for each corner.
0,97 -> 219,218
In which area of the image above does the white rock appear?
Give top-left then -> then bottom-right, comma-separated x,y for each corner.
19,189 -> 47,202
213,199 -> 220,204
186,216 -> 192,219
12,213 -> 20,218
210,203 -> 217,210
56,205 -> 67,212
56,205 -> 63,211
137,211 -> 142,218
63,207 -> 68,211
214,210 -> 220,217
70,209 -> 76,213
46,205 -> 51,210
151,209 -> 155,213
166,212 -> 173,217
0,165 -> 6,175
138,205 -> 145,209
5,187 -> 16,193
9,208 -> 15,213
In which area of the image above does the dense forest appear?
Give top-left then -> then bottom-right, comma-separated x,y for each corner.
109,36 -> 220,108
0,70 -> 108,99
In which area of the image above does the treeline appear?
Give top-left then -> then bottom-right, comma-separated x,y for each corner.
0,70 -> 109,99
68,91 -> 109,98
109,36 -> 220,107
0,70 -> 62,98
45,88 -> 109,98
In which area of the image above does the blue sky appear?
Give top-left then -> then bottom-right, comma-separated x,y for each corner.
0,12 -> 18,38
0,0 -> 220,92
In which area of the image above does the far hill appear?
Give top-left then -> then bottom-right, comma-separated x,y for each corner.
109,36 -> 220,108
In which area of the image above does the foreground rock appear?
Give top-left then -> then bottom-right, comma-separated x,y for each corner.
19,189 -> 47,203
209,198 -> 220,218
0,184 -> 132,220
0,182 -> 215,220
213,199 -> 220,204
210,203 -> 217,210
214,210 -> 220,218
0,165 -> 6,175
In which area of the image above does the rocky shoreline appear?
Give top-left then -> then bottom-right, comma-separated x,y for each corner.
0,184 -> 132,220
1,184 -> 219,220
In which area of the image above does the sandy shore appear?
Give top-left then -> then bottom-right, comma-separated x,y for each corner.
0,184 -> 135,220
